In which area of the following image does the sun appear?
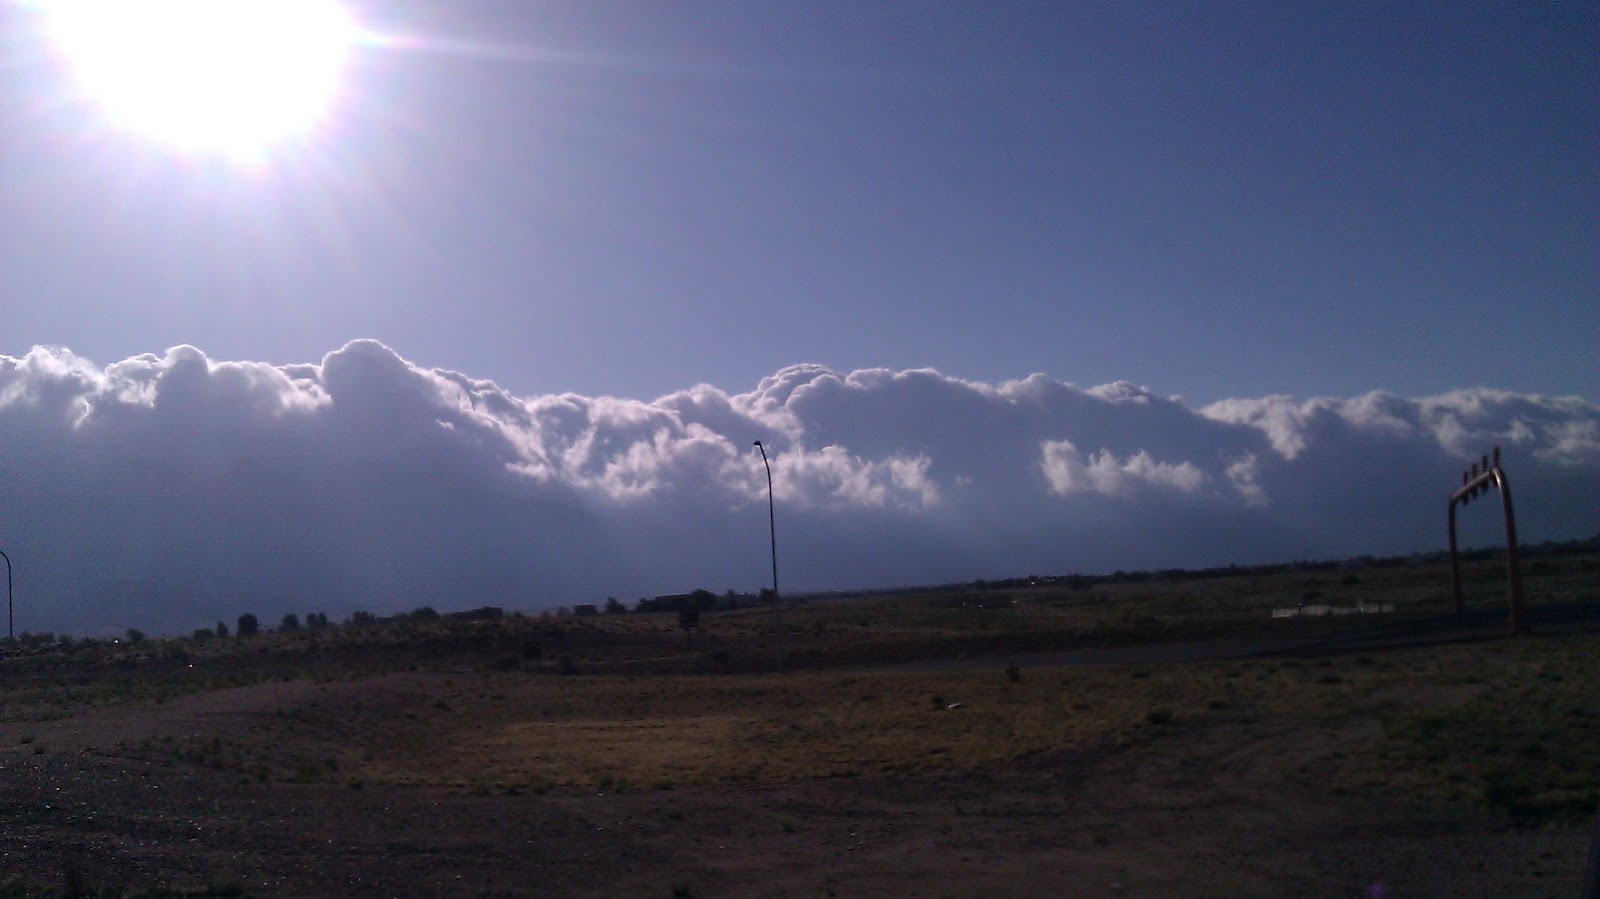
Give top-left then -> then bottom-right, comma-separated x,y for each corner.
42,0 -> 359,161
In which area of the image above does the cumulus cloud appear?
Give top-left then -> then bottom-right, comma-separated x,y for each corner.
777,447 -> 940,510
1224,454 -> 1268,508
0,340 -> 1594,635
1039,440 -> 1205,496
1201,388 -> 1597,465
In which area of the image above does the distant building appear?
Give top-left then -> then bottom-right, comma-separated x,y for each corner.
572,603 -> 599,617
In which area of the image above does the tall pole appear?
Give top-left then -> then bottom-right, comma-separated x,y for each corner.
754,441 -> 781,672
1447,500 -> 1462,623
0,549 -> 11,641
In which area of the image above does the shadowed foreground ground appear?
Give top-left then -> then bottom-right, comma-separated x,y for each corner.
2,635 -> 1594,898
0,712 -> 1587,897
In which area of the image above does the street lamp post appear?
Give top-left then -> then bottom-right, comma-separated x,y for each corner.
0,549 -> 11,642
753,441 -> 781,672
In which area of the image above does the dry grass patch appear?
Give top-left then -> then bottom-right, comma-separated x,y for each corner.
113,632 -> 1595,826
225,667 -> 1169,789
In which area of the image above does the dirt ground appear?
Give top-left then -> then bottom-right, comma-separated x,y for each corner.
1,671 -> 1589,898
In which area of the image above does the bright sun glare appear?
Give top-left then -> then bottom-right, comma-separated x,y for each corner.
42,0 -> 358,161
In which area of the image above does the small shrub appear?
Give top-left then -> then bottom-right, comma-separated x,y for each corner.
1146,708 -> 1174,725
1005,661 -> 1022,683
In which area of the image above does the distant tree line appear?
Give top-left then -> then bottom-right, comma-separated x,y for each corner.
25,532 -> 1591,648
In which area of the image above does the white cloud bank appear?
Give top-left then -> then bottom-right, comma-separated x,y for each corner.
1,341 -> 1594,634
1039,440 -> 1205,496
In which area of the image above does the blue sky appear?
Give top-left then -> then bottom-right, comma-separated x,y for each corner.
3,1 -> 1593,403
0,2 -> 1595,632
